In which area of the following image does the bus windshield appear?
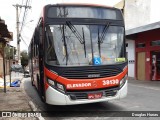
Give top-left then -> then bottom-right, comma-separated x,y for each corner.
45,23 -> 125,66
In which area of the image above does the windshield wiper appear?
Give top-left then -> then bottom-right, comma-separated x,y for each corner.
62,25 -> 68,65
97,23 -> 110,57
66,21 -> 87,58
97,28 -> 101,57
99,22 -> 110,43
82,27 -> 86,58
66,21 -> 84,44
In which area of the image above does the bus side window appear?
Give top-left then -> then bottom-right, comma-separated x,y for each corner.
39,26 -> 43,55
46,26 -> 57,61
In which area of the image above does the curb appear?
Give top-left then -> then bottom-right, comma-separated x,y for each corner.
21,77 -> 45,120
28,101 -> 38,111
28,101 -> 45,120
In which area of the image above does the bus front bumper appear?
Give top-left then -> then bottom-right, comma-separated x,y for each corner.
45,80 -> 128,105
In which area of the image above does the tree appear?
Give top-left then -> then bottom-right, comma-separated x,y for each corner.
20,50 -> 29,69
5,46 -> 16,60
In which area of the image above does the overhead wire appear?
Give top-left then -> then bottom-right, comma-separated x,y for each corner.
19,0 -> 32,47
18,0 -> 24,20
20,35 -> 29,47
19,0 -> 29,34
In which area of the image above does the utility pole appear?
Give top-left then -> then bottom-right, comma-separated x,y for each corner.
13,4 -> 31,64
3,44 -> 6,93
9,42 -> 11,87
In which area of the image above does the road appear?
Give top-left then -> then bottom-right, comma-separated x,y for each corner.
23,77 -> 160,119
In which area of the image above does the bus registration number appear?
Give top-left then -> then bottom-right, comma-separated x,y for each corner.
102,79 -> 119,86
88,92 -> 102,99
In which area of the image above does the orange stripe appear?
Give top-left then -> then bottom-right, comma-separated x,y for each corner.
44,77 -> 49,91
44,67 -> 59,80
44,66 -> 128,90
44,67 -> 59,91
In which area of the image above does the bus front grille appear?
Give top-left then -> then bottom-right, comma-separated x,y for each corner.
105,89 -> 117,96
62,67 -> 122,79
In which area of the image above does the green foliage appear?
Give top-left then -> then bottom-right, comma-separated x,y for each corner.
5,46 -> 16,59
20,50 -> 29,68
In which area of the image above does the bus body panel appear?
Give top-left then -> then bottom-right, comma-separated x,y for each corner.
45,80 -> 127,105
29,4 -> 127,105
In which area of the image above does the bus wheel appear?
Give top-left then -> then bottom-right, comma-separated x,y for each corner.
31,76 -> 34,86
41,95 -> 46,103
41,83 -> 46,103
37,75 -> 45,103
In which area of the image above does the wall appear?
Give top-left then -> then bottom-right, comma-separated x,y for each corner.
0,58 -> 12,77
126,40 -> 135,78
150,0 -> 160,23
135,29 -> 160,80
125,0 -> 151,29
125,0 -> 160,29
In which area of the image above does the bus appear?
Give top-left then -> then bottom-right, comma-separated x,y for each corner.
28,4 -> 128,105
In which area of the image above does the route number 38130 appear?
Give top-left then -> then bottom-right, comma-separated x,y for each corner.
102,79 -> 119,85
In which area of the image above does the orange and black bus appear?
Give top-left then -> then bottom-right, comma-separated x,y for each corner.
28,4 -> 128,105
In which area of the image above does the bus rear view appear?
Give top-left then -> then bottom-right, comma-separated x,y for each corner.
29,4 -> 128,105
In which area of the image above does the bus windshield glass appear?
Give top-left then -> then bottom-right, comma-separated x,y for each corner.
45,23 -> 125,66
47,6 -> 122,20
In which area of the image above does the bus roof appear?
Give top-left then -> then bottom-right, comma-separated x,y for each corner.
44,3 -> 117,10
56,3 -> 113,8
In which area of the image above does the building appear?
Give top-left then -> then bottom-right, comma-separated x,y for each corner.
126,22 -> 160,80
0,17 -> 12,77
115,0 -> 160,80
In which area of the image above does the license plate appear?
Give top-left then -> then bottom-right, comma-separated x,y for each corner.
88,92 -> 102,99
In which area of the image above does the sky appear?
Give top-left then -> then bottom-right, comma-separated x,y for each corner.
0,0 -> 121,51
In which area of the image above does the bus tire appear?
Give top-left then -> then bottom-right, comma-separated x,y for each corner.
31,75 -> 34,86
37,75 -> 45,103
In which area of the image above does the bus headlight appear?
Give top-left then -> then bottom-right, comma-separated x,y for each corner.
120,75 -> 127,88
57,83 -> 65,92
47,78 -> 65,93
48,78 -> 55,87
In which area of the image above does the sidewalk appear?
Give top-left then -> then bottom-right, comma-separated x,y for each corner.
128,77 -> 160,90
0,72 -> 32,111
